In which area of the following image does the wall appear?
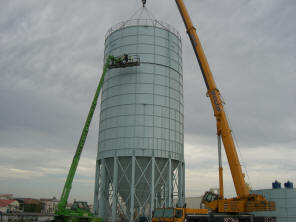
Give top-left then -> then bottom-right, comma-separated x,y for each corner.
252,188 -> 296,222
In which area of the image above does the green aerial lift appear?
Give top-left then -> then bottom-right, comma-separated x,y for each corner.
54,54 -> 140,222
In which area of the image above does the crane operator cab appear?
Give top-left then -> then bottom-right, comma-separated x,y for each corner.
202,191 -> 219,203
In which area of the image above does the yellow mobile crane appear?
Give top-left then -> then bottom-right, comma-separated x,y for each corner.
152,0 -> 276,221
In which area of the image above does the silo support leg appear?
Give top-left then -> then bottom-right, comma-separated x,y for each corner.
93,160 -> 100,215
150,157 -> 155,218
99,159 -> 106,219
178,162 -> 185,207
112,157 -> 118,222
168,158 -> 172,207
182,163 -> 185,204
130,156 -> 136,222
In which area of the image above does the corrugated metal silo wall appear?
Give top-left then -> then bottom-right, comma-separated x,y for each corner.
94,22 -> 184,222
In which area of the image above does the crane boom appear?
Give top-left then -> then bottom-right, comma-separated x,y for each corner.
175,0 -> 248,198
174,0 -> 275,214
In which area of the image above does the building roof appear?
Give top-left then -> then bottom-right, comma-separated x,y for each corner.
23,199 -> 40,204
15,198 -> 40,204
0,199 -> 15,207
0,194 -> 13,199
40,197 -> 58,202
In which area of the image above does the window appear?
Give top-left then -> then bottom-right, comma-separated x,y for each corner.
175,209 -> 183,218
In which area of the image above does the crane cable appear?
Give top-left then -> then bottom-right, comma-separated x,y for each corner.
121,1 -> 168,32
222,96 -> 252,189
123,3 -> 154,21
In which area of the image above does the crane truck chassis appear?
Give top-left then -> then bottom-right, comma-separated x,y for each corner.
152,208 -> 277,222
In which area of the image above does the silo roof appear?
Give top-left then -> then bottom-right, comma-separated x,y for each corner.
105,19 -> 181,40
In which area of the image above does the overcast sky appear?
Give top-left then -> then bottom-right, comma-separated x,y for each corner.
0,0 -> 295,203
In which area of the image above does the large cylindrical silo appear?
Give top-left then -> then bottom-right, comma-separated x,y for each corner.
94,19 -> 184,222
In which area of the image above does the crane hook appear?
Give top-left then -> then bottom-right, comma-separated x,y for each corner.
142,0 -> 146,7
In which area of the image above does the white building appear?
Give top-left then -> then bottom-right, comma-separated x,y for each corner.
40,197 -> 58,214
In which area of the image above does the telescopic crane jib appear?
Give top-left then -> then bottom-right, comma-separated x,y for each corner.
174,0 -> 275,213
152,0 -> 276,221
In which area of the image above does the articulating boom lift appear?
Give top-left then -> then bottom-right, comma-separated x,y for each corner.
54,55 -> 139,222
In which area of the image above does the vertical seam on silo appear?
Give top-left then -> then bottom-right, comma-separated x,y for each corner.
151,26 -> 156,214
153,26 -> 156,155
179,32 -> 183,158
168,29 -> 171,158
134,26 -> 139,152
178,34 -> 181,158
118,29 -> 123,156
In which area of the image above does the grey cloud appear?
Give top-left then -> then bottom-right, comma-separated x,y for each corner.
0,0 -> 295,200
